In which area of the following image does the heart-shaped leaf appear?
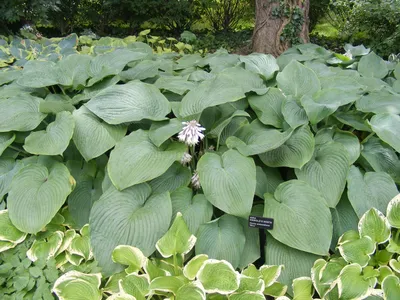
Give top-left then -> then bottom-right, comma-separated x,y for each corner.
369,113 -> 400,152
112,245 -> 146,274
195,215 -> 245,269
264,180 -> 332,255
72,106 -> 127,161
86,81 -> 171,124
197,259 -> 240,294
53,271 -> 102,300
197,149 -> 256,218
359,208 -> 391,244
295,142 -> 349,208
277,60 -> 321,99
89,183 -> 172,275
259,125 -> 314,168
156,212 -> 196,258
337,264 -> 373,299
383,275 -> 400,300
347,165 -> 399,217
170,187 -> 213,235
358,52 -> 388,79
338,235 -> 375,267
7,162 -> 74,233
148,162 -> 191,194
239,53 -> 279,80
23,111 -> 75,156
108,130 -> 186,190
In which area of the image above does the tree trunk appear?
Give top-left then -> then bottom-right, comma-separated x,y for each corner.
252,0 -> 310,57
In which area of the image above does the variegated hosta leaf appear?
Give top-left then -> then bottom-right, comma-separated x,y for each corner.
7,162 -> 74,233
347,165 -> 399,218
259,124 -> 314,169
0,240 -> 16,252
184,254 -> 208,280
195,215 -> 245,269
0,210 -> 27,244
56,229 -> 76,256
265,234 -> 319,296
27,231 -> 64,262
358,208 -> 391,244
382,275 -> 400,300
264,180 -> 332,255
90,183 -> 172,276
112,245 -> 147,274
389,257 -> 400,273
72,106 -> 127,161
86,81 -> 171,124
149,275 -> 187,294
337,264 -> 374,300
106,293 -> 136,300
228,291 -> 265,300
119,273 -> 150,299
176,282 -> 206,300
197,149 -> 256,218
156,212 -> 196,258
170,187 -> 213,235
295,142 -> 350,208
236,275 -> 264,294
292,277 -> 314,300
23,111 -> 74,156
68,234 -> 92,260
108,130 -> 186,190
387,194 -> 400,228
52,271 -> 102,300
311,259 -> 330,298
338,235 -> 375,267
196,259 -> 240,295
378,266 -> 394,285
259,265 -> 284,288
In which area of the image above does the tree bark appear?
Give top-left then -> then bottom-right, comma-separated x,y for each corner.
252,0 -> 310,57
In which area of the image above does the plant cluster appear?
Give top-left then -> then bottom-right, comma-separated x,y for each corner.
0,210 -> 99,299
0,33 -> 400,299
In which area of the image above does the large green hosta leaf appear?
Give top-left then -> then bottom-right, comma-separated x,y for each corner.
72,106 -> 127,161
369,113 -> 400,153
90,183 -> 172,275
0,94 -> 46,132
358,52 -> 388,79
356,91 -> 400,114
239,53 -> 279,80
265,234 -> 320,296
255,166 -> 283,198
17,60 -> 60,88
264,180 -> 332,255
7,162 -> 74,233
170,187 -> 213,235
196,215 -> 246,269
361,137 -> 400,183
226,120 -> 293,156
0,133 -> 15,156
108,130 -> 186,190
57,54 -> 92,88
0,159 -> 23,201
276,60 -> 321,99
259,125 -> 314,168
197,149 -> 256,218
180,66 -> 267,117
300,89 -> 360,124
295,142 -> 349,208
315,127 -> 361,165
347,165 -> 399,218
86,81 -> 171,124
148,162 -> 191,194
248,88 -> 285,128
23,111 -> 75,156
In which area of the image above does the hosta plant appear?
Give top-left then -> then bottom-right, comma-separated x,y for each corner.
0,34 -> 400,296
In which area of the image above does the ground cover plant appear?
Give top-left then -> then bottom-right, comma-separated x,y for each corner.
0,33 -> 400,298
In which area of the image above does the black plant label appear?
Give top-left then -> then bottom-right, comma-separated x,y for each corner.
248,216 -> 274,230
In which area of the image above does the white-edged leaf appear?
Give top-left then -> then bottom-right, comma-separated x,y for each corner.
52,271 -> 102,300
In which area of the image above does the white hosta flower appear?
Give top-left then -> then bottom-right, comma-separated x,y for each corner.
191,171 -> 201,190
178,120 -> 205,146
344,50 -> 353,60
181,152 -> 192,165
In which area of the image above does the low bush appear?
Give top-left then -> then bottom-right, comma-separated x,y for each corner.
0,34 -> 400,298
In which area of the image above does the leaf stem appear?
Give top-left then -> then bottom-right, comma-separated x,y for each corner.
361,132 -> 375,144
9,145 -> 29,156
